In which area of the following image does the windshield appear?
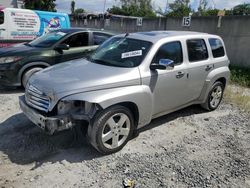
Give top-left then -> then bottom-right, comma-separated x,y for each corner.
90,37 -> 152,68
29,31 -> 67,48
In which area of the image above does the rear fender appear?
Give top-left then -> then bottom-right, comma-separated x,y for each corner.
198,66 -> 230,102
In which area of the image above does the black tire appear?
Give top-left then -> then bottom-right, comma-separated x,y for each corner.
87,105 -> 135,155
22,67 -> 43,88
201,81 -> 225,111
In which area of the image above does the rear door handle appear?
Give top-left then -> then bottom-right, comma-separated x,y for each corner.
205,65 -> 213,71
0,29 -> 6,31
176,71 -> 185,79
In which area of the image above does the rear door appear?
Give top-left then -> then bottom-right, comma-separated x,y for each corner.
186,38 -> 213,101
55,32 -> 95,63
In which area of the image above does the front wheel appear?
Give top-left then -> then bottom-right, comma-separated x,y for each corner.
88,105 -> 134,154
201,81 -> 224,111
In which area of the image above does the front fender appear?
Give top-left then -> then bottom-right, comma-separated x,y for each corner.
18,61 -> 50,83
62,85 -> 153,128
199,66 -> 230,102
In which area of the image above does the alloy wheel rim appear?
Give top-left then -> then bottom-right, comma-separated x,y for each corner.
210,85 -> 223,108
101,113 -> 131,149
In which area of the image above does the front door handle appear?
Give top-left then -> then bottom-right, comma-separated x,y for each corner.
205,65 -> 213,71
0,29 -> 6,31
176,71 -> 185,79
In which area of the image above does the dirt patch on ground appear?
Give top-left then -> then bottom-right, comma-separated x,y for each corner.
0,86 -> 249,188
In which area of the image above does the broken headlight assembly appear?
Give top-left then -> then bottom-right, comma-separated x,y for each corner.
57,100 -> 100,119
57,100 -> 82,115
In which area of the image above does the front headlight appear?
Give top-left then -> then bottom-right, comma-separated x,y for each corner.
0,56 -> 23,64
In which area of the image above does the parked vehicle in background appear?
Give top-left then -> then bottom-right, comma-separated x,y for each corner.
0,8 -> 70,48
19,31 -> 230,154
0,28 -> 113,87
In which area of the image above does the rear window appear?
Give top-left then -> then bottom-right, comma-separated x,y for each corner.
187,39 -> 208,62
209,38 -> 225,58
0,11 -> 4,24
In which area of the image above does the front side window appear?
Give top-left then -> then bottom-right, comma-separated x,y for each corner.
62,32 -> 89,47
0,11 -> 4,24
90,37 -> 152,68
93,32 -> 111,45
187,39 -> 208,62
152,41 -> 183,65
209,38 -> 225,58
29,31 -> 67,48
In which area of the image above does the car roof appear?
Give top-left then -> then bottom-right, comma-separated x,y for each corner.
116,31 -> 218,43
55,28 -> 114,35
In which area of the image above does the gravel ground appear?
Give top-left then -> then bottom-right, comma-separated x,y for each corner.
0,86 -> 249,188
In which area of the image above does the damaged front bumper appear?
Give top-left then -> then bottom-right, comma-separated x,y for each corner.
19,96 -> 89,135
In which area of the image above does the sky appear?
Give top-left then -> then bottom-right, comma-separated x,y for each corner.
56,0 -> 250,14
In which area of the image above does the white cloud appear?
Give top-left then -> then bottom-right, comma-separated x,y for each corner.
212,0 -> 250,9
191,0 -> 250,10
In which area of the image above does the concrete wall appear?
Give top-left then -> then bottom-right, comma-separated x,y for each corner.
71,16 -> 250,68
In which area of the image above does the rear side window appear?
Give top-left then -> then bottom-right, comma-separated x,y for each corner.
209,38 -> 225,58
187,39 -> 208,62
93,32 -> 111,45
153,41 -> 183,65
63,32 -> 89,47
0,11 -> 4,24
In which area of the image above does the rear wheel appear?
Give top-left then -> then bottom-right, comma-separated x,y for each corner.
201,81 -> 224,111
88,105 -> 134,154
22,67 -> 43,88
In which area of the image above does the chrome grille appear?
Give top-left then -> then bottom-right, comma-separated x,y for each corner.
25,85 -> 50,112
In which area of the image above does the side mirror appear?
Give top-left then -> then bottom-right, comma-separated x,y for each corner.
55,44 -> 70,51
150,59 -> 175,70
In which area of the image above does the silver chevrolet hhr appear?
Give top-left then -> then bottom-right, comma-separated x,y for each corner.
19,31 -> 230,154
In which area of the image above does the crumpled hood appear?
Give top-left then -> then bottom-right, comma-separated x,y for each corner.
0,44 -> 35,56
29,58 -> 141,98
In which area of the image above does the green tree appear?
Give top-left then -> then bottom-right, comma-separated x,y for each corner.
167,0 -> 191,17
233,3 -> 250,15
71,0 -> 75,14
108,0 -> 156,17
205,9 -> 219,16
75,8 -> 85,14
24,0 -> 56,12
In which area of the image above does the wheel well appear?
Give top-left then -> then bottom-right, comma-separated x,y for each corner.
117,102 -> 139,128
215,77 -> 227,87
20,65 -> 48,82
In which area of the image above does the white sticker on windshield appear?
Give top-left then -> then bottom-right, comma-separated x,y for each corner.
121,50 -> 142,59
56,32 -> 66,36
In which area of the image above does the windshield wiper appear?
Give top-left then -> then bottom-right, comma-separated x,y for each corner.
24,43 -> 33,47
91,58 -> 108,65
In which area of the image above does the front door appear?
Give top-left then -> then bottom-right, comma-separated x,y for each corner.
55,32 -> 97,63
150,41 -> 189,116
